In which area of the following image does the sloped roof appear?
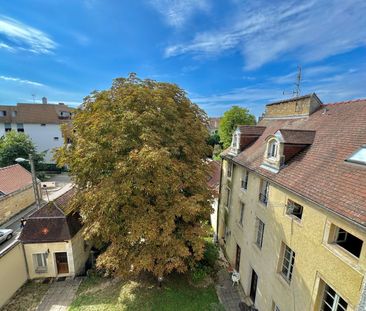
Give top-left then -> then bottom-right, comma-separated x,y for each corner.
0,103 -> 73,124
20,187 -> 82,243
277,129 -> 316,145
224,99 -> 366,227
207,160 -> 221,195
0,164 -> 32,195
238,125 -> 266,136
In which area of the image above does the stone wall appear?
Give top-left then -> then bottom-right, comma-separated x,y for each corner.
0,186 -> 35,225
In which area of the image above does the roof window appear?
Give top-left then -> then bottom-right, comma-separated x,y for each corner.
347,146 -> 366,165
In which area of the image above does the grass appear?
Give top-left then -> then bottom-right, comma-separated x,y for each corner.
69,273 -> 222,311
1,280 -> 50,311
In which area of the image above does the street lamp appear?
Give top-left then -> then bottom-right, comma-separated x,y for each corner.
15,154 -> 41,209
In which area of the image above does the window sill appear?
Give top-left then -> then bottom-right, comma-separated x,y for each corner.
35,268 -> 48,274
252,242 -> 262,253
236,222 -> 244,230
285,214 -> 303,226
322,243 -> 360,270
277,273 -> 291,287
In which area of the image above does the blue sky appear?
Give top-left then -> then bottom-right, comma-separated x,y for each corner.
0,0 -> 365,117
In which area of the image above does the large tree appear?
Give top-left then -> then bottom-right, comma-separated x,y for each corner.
56,74 -> 212,278
0,131 -> 44,169
219,106 -> 256,148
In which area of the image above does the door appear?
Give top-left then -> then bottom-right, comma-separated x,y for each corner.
235,244 -> 241,271
250,269 -> 258,303
55,252 -> 69,274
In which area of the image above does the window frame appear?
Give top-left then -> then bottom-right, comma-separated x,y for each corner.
241,170 -> 249,190
239,202 -> 245,226
259,179 -> 269,205
267,139 -> 278,159
321,283 -> 348,311
331,226 -> 363,258
280,244 -> 295,283
225,187 -> 231,209
255,218 -> 265,249
286,199 -> 303,221
33,253 -> 48,273
227,161 -> 233,178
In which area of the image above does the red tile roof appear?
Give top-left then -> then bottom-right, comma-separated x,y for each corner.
224,99 -> 366,227
277,129 -> 316,145
0,164 -> 33,195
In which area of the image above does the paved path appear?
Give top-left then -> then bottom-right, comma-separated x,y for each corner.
37,278 -> 82,311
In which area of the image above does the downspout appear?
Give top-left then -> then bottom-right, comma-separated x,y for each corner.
21,242 -> 30,280
215,157 -> 224,242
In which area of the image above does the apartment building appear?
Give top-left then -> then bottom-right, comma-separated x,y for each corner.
217,94 -> 366,311
0,97 -> 73,163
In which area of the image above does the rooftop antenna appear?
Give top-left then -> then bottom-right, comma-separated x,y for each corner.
31,94 -> 36,103
294,65 -> 302,98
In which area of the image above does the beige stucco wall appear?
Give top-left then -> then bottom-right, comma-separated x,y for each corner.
0,186 -> 35,224
24,230 -> 89,279
218,159 -> 366,311
0,242 -> 28,308
71,229 -> 90,276
24,240 -> 74,279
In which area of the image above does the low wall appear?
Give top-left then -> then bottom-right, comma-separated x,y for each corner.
0,186 -> 35,225
0,242 -> 28,307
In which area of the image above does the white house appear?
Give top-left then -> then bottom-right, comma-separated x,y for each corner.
0,98 -> 73,163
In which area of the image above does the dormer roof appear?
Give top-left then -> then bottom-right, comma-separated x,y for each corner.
275,129 -> 316,145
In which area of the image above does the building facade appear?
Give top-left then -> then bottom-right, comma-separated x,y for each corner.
217,94 -> 366,311
0,98 -> 73,163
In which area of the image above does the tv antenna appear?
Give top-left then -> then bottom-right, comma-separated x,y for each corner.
282,65 -> 302,98
31,94 -> 36,103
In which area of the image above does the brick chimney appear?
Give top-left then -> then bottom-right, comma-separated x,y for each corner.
42,97 -> 47,105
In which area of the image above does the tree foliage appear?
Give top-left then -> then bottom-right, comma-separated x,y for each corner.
218,106 -> 256,148
0,131 -> 44,169
56,74 -> 213,278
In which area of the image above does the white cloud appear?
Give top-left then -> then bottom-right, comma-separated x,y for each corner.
0,75 -> 44,87
149,0 -> 210,28
165,0 -> 366,69
0,15 -> 56,54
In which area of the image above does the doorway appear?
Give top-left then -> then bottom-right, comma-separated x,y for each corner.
235,244 -> 241,271
55,252 -> 69,274
250,269 -> 258,303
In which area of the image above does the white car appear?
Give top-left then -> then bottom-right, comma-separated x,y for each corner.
0,229 -> 13,244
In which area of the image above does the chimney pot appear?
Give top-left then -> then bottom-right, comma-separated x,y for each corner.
42,97 -> 47,104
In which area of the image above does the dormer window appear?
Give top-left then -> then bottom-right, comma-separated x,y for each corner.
267,140 -> 278,159
232,134 -> 238,148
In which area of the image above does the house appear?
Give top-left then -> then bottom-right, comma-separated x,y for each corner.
0,98 -> 73,163
0,164 -> 37,224
217,94 -> 366,311
20,187 -> 89,279
208,117 -> 221,134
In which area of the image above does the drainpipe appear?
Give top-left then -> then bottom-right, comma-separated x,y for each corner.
357,274 -> 366,311
21,242 -> 30,280
215,158 -> 224,243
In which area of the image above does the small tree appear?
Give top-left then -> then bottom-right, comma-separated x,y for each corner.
56,74 -> 213,279
219,106 -> 256,148
0,131 -> 44,169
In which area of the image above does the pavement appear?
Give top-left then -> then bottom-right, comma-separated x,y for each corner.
0,173 -> 72,255
36,277 -> 83,311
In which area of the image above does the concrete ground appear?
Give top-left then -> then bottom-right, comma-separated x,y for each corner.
36,277 -> 82,311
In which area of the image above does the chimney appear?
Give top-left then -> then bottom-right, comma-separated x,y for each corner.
42,97 -> 47,104
58,102 -> 65,105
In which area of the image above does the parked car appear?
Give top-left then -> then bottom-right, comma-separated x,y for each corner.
0,228 -> 13,244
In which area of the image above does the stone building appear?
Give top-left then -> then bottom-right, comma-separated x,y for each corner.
217,94 -> 366,311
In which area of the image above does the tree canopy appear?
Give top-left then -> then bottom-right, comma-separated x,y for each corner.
0,131 -> 44,169
218,106 -> 256,148
56,74 -> 213,278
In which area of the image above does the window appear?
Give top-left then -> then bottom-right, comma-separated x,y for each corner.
255,218 -> 265,249
17,123 -> 24,132
0,110 -> 7,117
346,145 -> 366,166
241,170 -> 249,190
281,244 -> 295,282
33,253 -> 47,272
226,187 -> 231,209
267,140 -> 278,158
321,284 -> 347,311
239,202 -> 245,225
4,123 -> 11,132
286,199 -> 303,220
232,134 -> 238,148
273,303 -> 281,311
227,161 -> 232,178
334,227 -> 363,258
54,137 -> 59,141
259,179 -> 269,205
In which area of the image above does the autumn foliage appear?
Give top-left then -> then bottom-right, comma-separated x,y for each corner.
56,74 -> 213,278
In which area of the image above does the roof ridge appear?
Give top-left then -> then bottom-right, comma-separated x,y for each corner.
0,164 -> 19,171
325,98 -> 366,106
280,129 -> 316,132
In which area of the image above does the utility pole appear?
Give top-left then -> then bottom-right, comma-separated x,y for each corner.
29,154 -> 42,209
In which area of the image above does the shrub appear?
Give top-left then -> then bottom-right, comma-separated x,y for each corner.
191,265 -> 209,283
202,240 -> 219,269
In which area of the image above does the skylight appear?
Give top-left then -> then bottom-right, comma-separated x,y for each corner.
347,146 -> 366,165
